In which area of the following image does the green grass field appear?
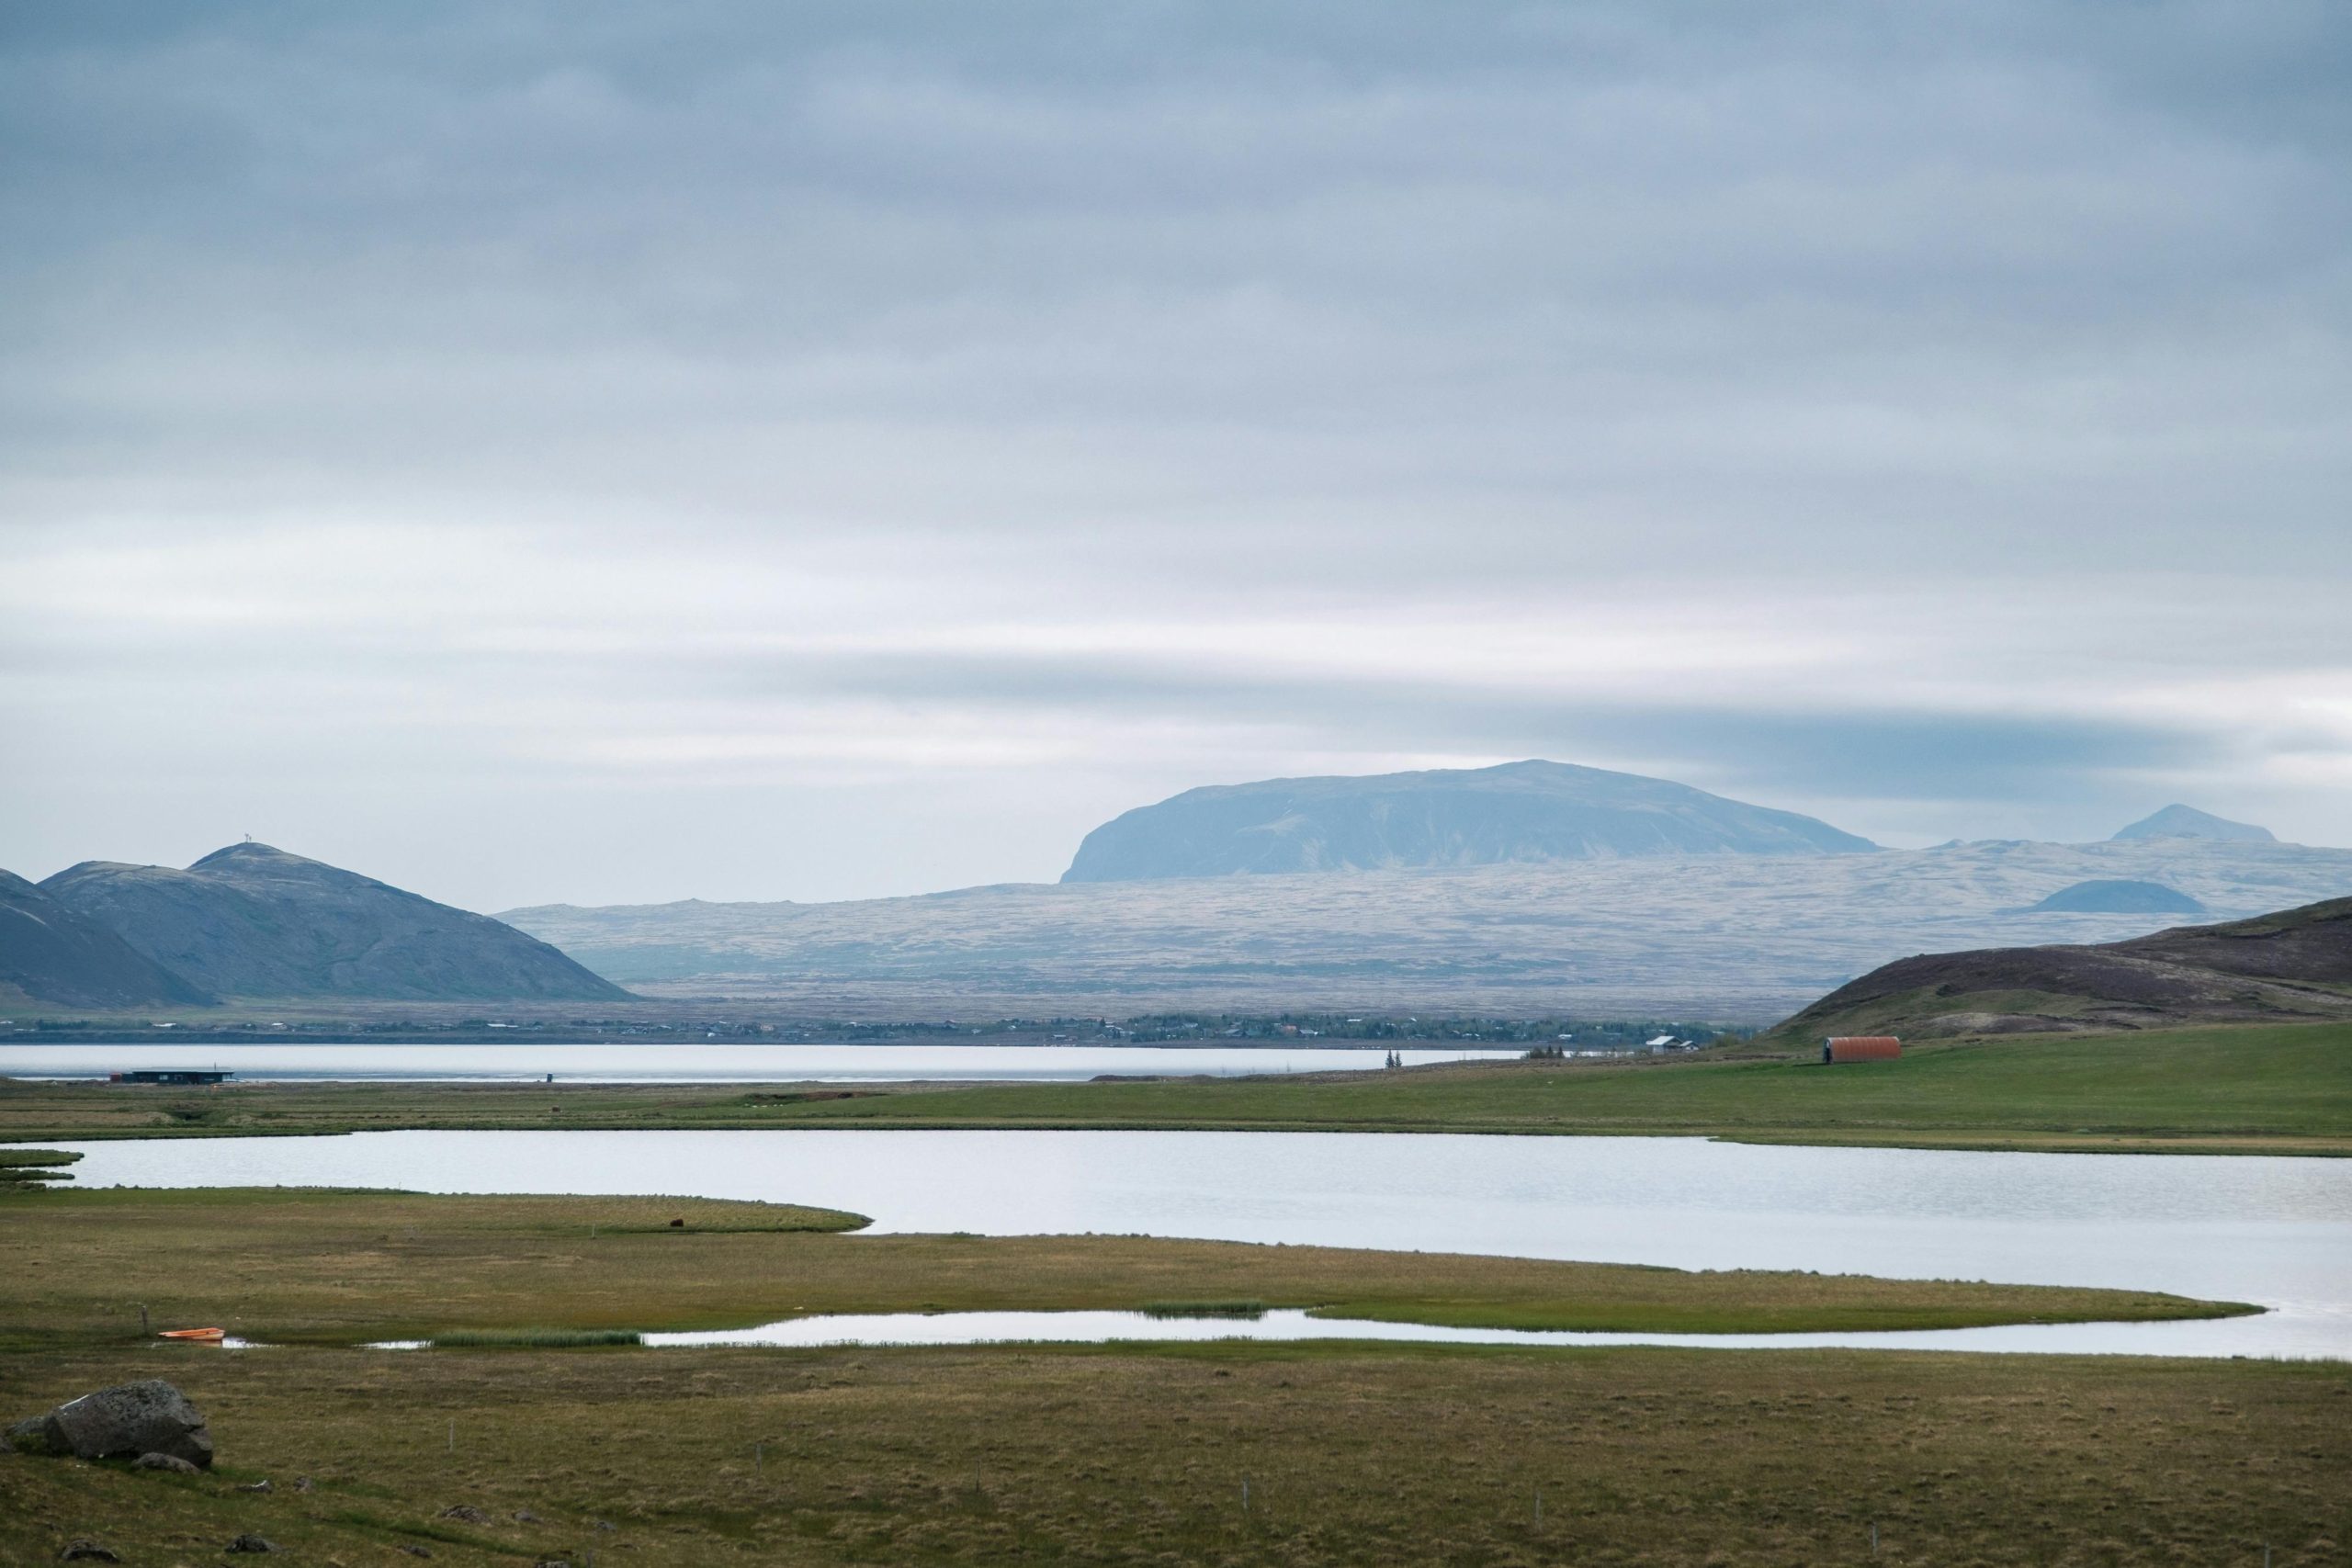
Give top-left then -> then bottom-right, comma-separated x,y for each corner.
0,1188 -> 2245,1346
8,1020 -> 2345,1153
5,1340 -> 2345,1566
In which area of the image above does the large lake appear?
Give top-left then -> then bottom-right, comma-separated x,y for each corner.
0,1043 -> 1518,1082
41,1129 -> 2352,1359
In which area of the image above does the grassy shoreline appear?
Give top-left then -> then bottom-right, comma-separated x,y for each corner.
0,1188 -> 2253,1346
6,1018 -> 2347,1154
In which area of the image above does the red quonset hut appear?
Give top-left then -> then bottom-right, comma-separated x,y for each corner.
1822,1036 -> 1902,1064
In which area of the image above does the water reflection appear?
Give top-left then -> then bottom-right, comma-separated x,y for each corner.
39,1128 -> 2352,1359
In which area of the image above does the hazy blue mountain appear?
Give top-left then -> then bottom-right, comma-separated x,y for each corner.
2024,879 -> 2205,916
0,869 -> 216,1009
1060,760 -> 1876,882
40,842 -> 629,1002
2110,805 -> 2276,843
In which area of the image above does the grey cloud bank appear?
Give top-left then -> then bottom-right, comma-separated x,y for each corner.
2,2 -> 2346,909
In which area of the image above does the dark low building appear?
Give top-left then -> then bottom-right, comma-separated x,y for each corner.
109,1069 -> 233,1085
1822,1036 -> 1901,1064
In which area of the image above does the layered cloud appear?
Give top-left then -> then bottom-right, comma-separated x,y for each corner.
3,2 -> 2346,906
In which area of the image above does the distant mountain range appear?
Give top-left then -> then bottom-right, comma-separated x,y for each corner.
1776,895 -> 2352,1040
6,765 -> 2324,1021
506,836 -> 2352,1023
2,843 -> 628,1009
496,764 -> 2338,1021
1062,760 -> 1876,882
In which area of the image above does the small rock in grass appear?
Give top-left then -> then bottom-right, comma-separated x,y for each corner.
224,1535 -> 278,1553
236,1478 -> 271,1493
591,1518 -> 616,1531
291,1476 -> 313,1493
399,1548 -> 432,1559
436,1505 -> 491,1524
57,1542 -> 120,1562
512,1508 -> 542,1523
135,1451 -> 201,1474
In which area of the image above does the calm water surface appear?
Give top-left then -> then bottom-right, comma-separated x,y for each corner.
44,1129 -> 2352,1359
0,1043 -> 1516,1082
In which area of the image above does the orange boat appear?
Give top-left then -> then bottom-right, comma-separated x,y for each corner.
158,1327 -> 226,1342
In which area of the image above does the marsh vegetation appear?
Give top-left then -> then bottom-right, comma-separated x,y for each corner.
0,1188 -> 2245,1348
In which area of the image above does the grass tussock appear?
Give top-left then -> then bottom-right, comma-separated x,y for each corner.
1140,1298 -> 1269,1319
0,1149 -> 80,1168
0,1148 -> 79,1185
427,1327 -> 640,1348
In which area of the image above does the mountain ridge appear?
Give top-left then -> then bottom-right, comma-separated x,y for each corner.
32,842 -> 628,1005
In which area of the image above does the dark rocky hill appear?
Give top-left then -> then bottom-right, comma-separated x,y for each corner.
1774,897 -> 2352,1040
0,869 -> 216,1010
1061,760 -> 1875,882
2110,805 -> 2275,843
2024,879 -> 2205,915
39,843 -> 629,1003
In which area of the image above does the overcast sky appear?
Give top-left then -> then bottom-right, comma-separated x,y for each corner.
4,1 -> 2347,911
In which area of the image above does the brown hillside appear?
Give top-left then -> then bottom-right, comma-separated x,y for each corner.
1773,897 -> 2352,1040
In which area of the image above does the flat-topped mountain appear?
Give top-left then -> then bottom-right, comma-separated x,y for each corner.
2111,805 -> 2275,843
1060,760 -> 1876,882
1775,896 -> 2352,1039
0,869 -> 215,1010
37,842 -> 628,1004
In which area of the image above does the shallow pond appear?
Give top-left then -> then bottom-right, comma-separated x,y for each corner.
40,1128 -> 2352,1359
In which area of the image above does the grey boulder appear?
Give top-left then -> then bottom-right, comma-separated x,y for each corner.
12,1380 -> 213,1467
